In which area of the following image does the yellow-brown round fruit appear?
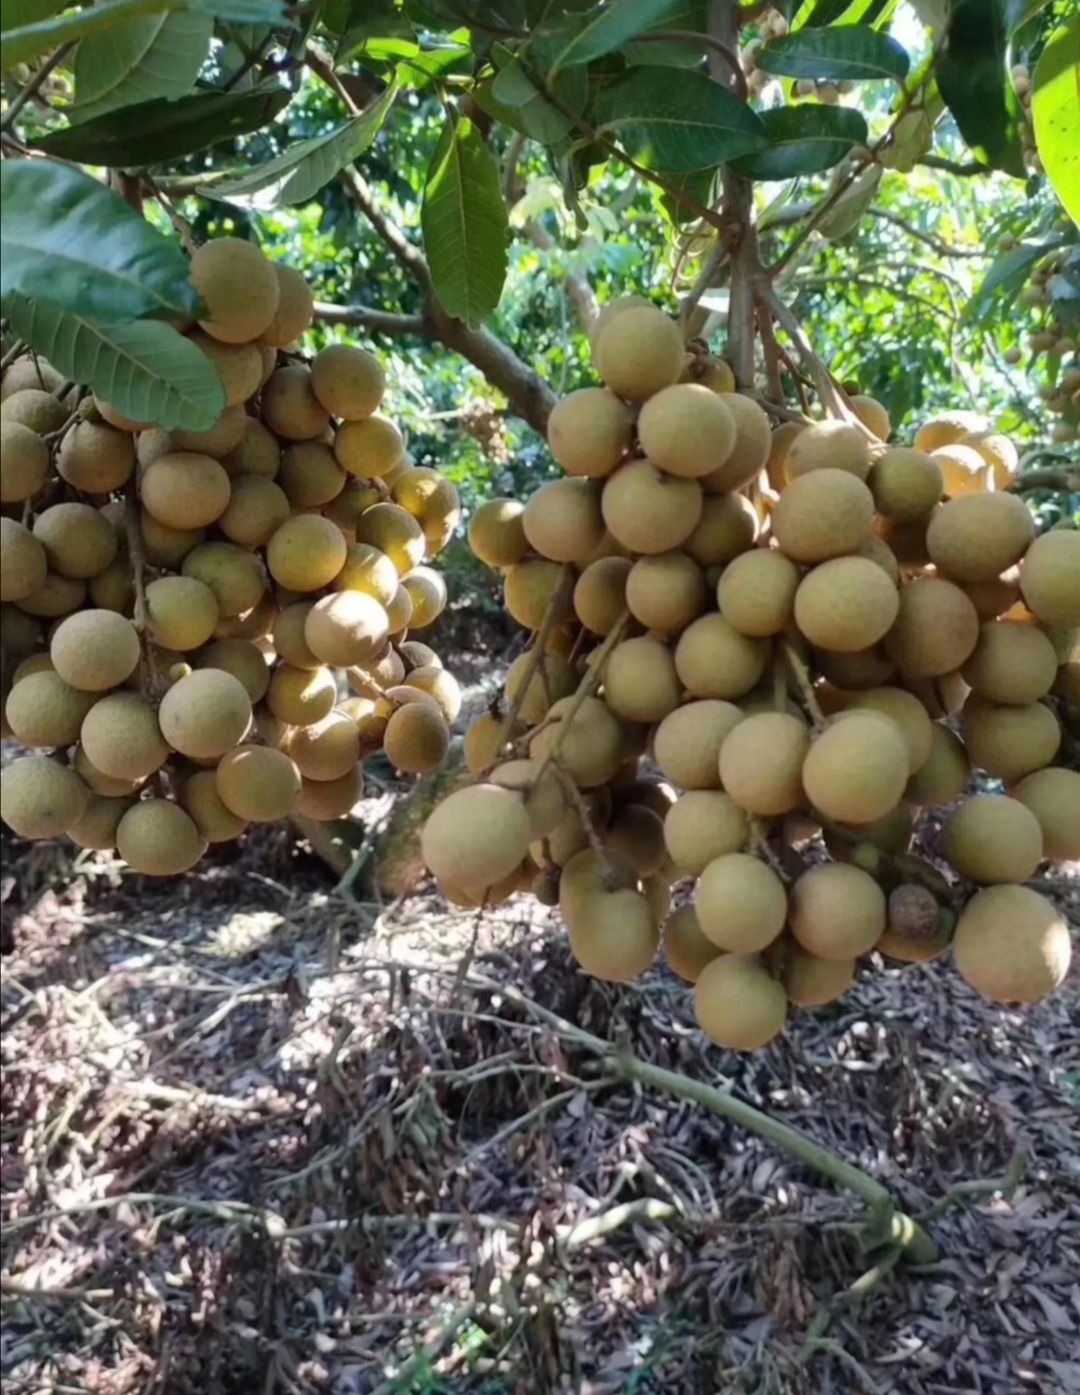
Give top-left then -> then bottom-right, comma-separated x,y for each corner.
278,441 -> 345,510
54,421 -> 134,495
294,765 -> 364,821
868,446 -> 942,521
715,548 -> 797,636
803,713 -> 909,824
719,712 -> 809,816
783,947 -> 855,1006
683,355 -> 736,393
190,236 -> 278,344
504,649 -> 574,724
335,543 -> 398,606
932,442 -> 993,497
926,492 -> 1035,583
0,420 -> 49,502
139,513 -> 204,568
793,556 -> 899,653
1019,530 -> 1080,628
637,383 -> 737,479
943,793 -> 1043,884
422,783 -> 532,889
884,576 -> 979,676
170,403 -> 248,458
695,852 -> 787,953
72,744 -> 142,798
393,467 -> 460,536
962,568 -> 1022,620
15,571 -> 86,619
218,475 -> 290,548
605,803 -> 666,876
334,414 -> 404,480
625,551 -> 707,633
765,421 -> 803,491
653,699 -> 743,789
592,303 -> 684,401
81,693 -> 169,781
961,620 -> 1058,705
189,332 -> 263,406
664,791 -> 748,876
962,698 -> 1060,780
398,567 -> 445,629
463,711 -> 510,774
216,745 -> 302,822
674,613 -> 768,699
694,955 -> 787,1051
285,711 -> 361,782
1,356 -> 64,400
961,429 -> 1018,490
181,542 -> 265,619
849,394 -> 890,440
144,575 -> 218,651
0,518 -> 47,601
221,418 -> 281,479
784,420 -> 871,481
914,409 -> 988,454
2,388 -> 68,434
489,759 -> 566,840
824,802 -> 914,863
181,768 -> 249,843
196,638 -> 269,703
272,602 -> 319,669
115,799 -> 204,876
5,670 -> 96,747
876,883 -> 950,963
33,503 -> 117,579
700,394 -> 772,493
571,557 -> 630,635
49,610 -> 139,691
790,862 -> 885,959
772,469 -> 874,562
311,344 -> 385,420
841,687 -> 933,775
67,794 -> 133,851
952,885 -> 1070,1003
855,532 -> 905,587
260,262 -> 313,348
546,387 -> 633,479
468,498 -> 528,569
402,664 -> 461,722
602,459 -> 703,554
663,905 -> 723,982
522,477 -> 605,564
685,493 -> 758,568
0,754 -> 89,839
1013,767 -> 1080,861
588,294 -> 653,346
158,669 -> 252,759
354,503 -> 424,575
504,557 -> 567,630
568,885 -> 659,982
262,366 -> 330,441
528,694 -> 622,788
140,452 -> 230,530
904,724 -> 969,806
267,515 -> 347,592
267,663 -> 336,727
303,591 -> 389,667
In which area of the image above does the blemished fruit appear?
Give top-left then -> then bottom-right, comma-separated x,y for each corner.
49,610 -> 140,691
876,883 -> 950,963
117,800 -> 205,876
547,387 -> 633,478
793,556 -> 899,653
694,955 -> 788,1051
664,791 -> 748,875
784,421 -> 871,481
943,794 -> 1043,884
1019,530 -> 1080,627
1,755 -> 89,838
653,699 -> 743,790
790,863 -> 886,959
638,383 -> 736,478
1013,768 -> 1080,861
952,886 -> 1070,1002
719,713 -> 809,816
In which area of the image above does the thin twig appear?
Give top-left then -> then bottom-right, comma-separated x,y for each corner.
0,42 -> 72,133
782,642 -> 825,730
533,609 -> 631,783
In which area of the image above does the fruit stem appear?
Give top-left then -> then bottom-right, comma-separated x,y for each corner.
493,566 -> 574,756
554,767 -> 617,878
781,642 -> 826,730
533,609 -> 631,784
123,482 -> 158,699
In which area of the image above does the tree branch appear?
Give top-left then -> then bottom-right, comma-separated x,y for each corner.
916,154 -> 989,177
868,207 -> 984,259
313,303 -> 427,335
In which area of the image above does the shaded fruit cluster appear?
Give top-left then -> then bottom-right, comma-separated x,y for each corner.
1,237 -> 461,874
422,298 -> 1077,1050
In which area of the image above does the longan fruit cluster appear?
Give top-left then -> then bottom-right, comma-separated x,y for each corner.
421,297 -> 1077,1051
1,237 -> 461,875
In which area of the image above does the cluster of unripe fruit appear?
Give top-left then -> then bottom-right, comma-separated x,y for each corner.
0,237 -> 461,874
420,296 -> 1079,1052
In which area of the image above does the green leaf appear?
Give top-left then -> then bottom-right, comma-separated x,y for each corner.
593,66 -> 768,173
73,10 -> 213,120
196,78 -> 398,209
485,52 -> 587,144
1032,18 -> 1080,229
935,0 -> 1026,177
0,160 -> 198,323
621,0 -> 706,68
1,0 -> 67,31
730,103 -> 867,179
36,83 -> 290,167
326,0 -> 414,38
537,0 -> 684,78
758,25 -> 909,82
421,115 -> 508,328
6,293 -> 226,431
816,163 -> 883,239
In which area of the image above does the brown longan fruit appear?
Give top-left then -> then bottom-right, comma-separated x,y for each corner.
772,469 -> 874,563
354,503 -> 424,575
638,383 -> 737,479
904,724 -> 970,806
0,517 -> 48,601
962,569 -> 1021,621
67,794 -> 133,851
802,712 -> 909,825
400,566 -> 447,628
522,477 -> 605,564
144,575 -> 218,650
926,492 -> 1035,583
663,905 -> 724,982
695,852 -> 787,953
913,409 -> 988,454
625,551 -> 707,633
188,331 -> 263,407
262,366 -> 330,441
55,421 -> 134,494
196,638 -> 270,703
81,692 -> 170,781
674,613 -> 768,699
159,669 -> 252,759
504,649 -> 574,723
285,711 -> 361,782
603,636 -> 681,722
868,446 -> 942,521
33,503 -> 117,579
138,511 -> 204,568
180,770 -> 248,843
503,557 -> 567,630
840,687 -> 933,775
716,548 -> 799,636
384,584 -> 413,634
278,441 -> 346,510
573,556 -> 631,635
267,663 -> 337,726
463,712 -> 511,774
0,754 -> 89,839
1,421 -> 49,502
602,459 -> 703,554
568,885 -> 659,982
270,602 -> 317,669
653,699 -> 743,790
468,498 -> 528,569
294,765 -> 364,821
1019,530 -> 1080,628
488,759 -> 566,841
700,394 -> 772,493
215,475 -> 288,548
960,428 -> 1018,489
182,542 -> 266,619
664,791 -> 748,875
884,576 -> 979,676
604,802 -> 666,876
961,620 -> 1058,704
1013,767 -> 1080,861
783,947 -> 855,1007
719,712 -> 809,816
304,591 -> 389,667
790,863 -> 885,959
50,610 -> 140,692
1,356 -> 63,400
260,262 -> 313,348
962,697 -> 1060,780
528,694 -> 622,788
267,515 -> 348,592
850,394 -> 890,440
694,955 -> 787,1051
15,571 -> 86,619
191,236 -> 279,344
592,303 -> 684,401
170,404 -> 249,458
392,466 -> 460,536
421,783 -> 532,889
1,388 -> 67,434
221,417 -> 281,479
334,543 -> 398,606
952,885 -> 1070,1002
784,420 -> 872,482
794,556 -> 899,654
685,493 -> 759,569
944,793 -> 1043,884
140,452 -> 230,531
72,744 -> 142,798
5,670 -> 96,747
334,415 -> 404,480
546,387 -> 632,478
216,745 -> 302,822
311,344 -> 385,419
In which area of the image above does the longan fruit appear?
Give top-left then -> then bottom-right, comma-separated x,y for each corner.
504,649 -> 573,723
567,885 -> 659,983
904,724 -> 970,806
716,548 -> 799,636
463,712 -> 511,774
262,366 -> 330,441
139,512 -> 205,568
0,517 -> 47,601
182,542 -> 266,619
961,620 -> 1058,704
191,236 -> 279,343
625,551 -> 707,633
68,794 -> 133,851
401,566 -> 447,628
334,414 -> 404,480
695,852 -> 787,953
421,783 -> 532,889
50,610 -> 140,691
33,503 -> 117,579
71,745 -> 140,799
663,905 -> 724,982
1,356 -> 63,400
285,711 -> 361,782
790,863 -> 886,959
794,556 -> 899,653
602,459 -> 703,554
603,635 -> 681,722
219,476 -> 290,549
353,503 -> 425,575
402,665 -> 461,723
196,638 -> 270,703
260,263 -> 314,348
140,452 -> 230,530
221,418 -> 281,479
1,388 -> 67,434
267,515 -> 347,592
216,745 -> 302,822
384,583 -> 412,634
81,692 -> 170,781
304,590 -> 389,667
868,446 -> 942,521
54,421 -> 133,494
334,543 -> 398,606
294,765 -> 364,821
772,469 -> 874,562
14,571 -> 86,619
685,493 -> 759,570
278,441 -> 346,509
664,791 -> 748,875
159,669 -> 252,760
574,556 -> 632,634
592,303 -> 684,401
383,701 -> 450,774
700,394 -> 772,493
171,404 -> 249,458
1019,530 -> 1080,628
144,575 -> 218,651
522,477 -> 605,564
468,498 -> 528,569
267,663 -> 337,726
674,613 -> 768,699
546,387 -> 633,478
1013,767 -> 1080,861
783,948 -> 855,1007
638,383 -> 737,479
1,754 -> 89,839
802,712 -> 909,825
188,331 -> 263,406
653,699 -> 743,790
310,343 -> 384,419
528,694 -> 622,788
914,409 -> 988,454
944,793 -> 1043,884
840,687 -> 933,776
849,394 -> 890,440
393,466 -> 460,534
962,697 -> 1060,780
694,955 -> 787,1051
5,670 -> 97,747
884,576 -> 980,677
180,770 -> 248,843
926,492 -> 1035,583
719,712 -> 809,816
961,428 -> 1018,489
1,420 -> 50,501
784,420 -> 872,481
503,557 -> 567,630
952,885 -> 1069,1003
